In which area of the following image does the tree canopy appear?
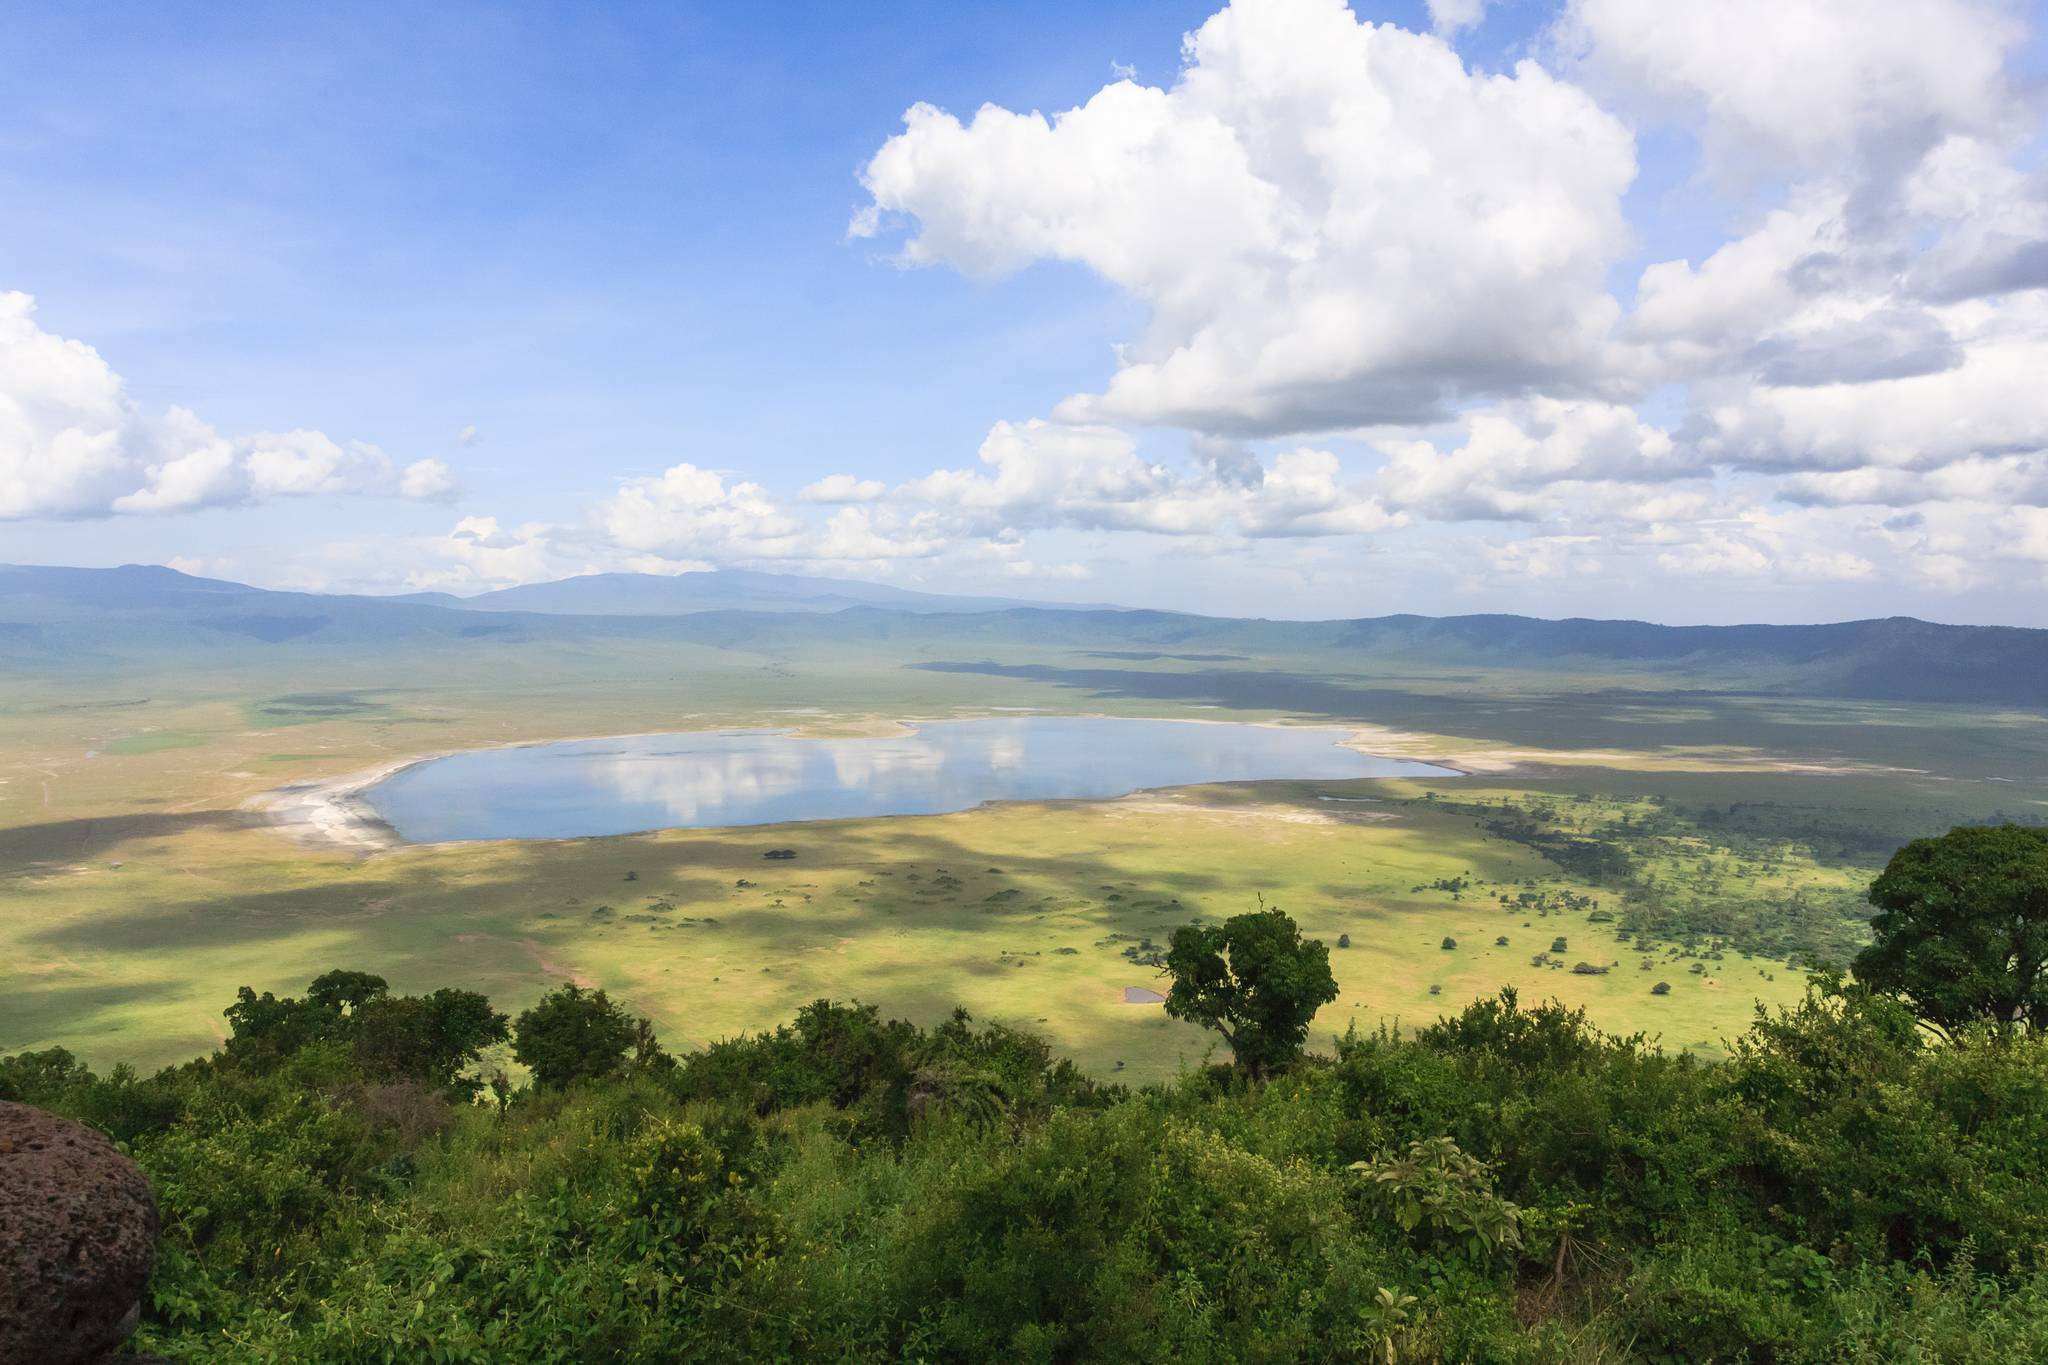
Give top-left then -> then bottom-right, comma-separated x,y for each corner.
1853,823 -> 2048,1033
512,984 -> 646,1089
1161,906 -> 1338,1076
353,989 -> 509,1089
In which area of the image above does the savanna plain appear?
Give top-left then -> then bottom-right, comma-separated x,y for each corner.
8,626 -> 2034,1082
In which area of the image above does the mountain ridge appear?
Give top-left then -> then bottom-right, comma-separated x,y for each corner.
2,563 -> 2044,705
382,568 -> 1119,616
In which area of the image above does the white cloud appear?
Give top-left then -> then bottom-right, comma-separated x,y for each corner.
1557,0 -> 2024,182
800,474 -> 886,503
400,458 -> 459,500
1482,534 -> 1603,579
84,0 -> 2048,623
1693,298 -> 2048,474
164,554 -> 235,579
812,505 -> 950,561
1426,0 -> 1491,36
899,418 -> 1403,539
424,516 -> 563,589
0,291 -> 457,518
596,462 -> 807,561
1377,399 -> 1687,521
856,0 -> 1636,435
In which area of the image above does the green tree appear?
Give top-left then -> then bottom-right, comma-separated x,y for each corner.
222,988 -> 341,1070
1162,906 -> 1338,1077
512,984 -> 643,1088
1854,824 -> 2048,1033
0,1046 -> 90,1103
353,988 -> 509,1089
220,968 -> 390,1072
305,969 -> 389,1012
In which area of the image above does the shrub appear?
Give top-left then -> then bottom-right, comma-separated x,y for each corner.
1440,936 -> 1458,951
1352,1135 -> 1522,1267
1652,982 -> 1672,996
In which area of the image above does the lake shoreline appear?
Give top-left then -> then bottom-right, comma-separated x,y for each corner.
248,714 -> 1471,853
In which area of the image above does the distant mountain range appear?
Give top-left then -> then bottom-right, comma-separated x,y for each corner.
2,562 -> 2045,706
389,568 -> 1114,616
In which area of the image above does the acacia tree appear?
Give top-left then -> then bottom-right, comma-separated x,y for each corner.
306,970 -> 390,1013
1162,906 -> 1339,1077
1853,824 -> 2048,1034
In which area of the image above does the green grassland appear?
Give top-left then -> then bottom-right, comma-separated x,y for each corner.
4,631 -> 2043,1082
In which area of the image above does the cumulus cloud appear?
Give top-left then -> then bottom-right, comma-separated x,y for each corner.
1692,298 -> 2048,474
855,0 -> 1636,435
1377,399 -> 1688,521
429,516 -> 564,588
596,462 -> 806,561
1481,534 -> 1603,579
0,291 -> 456,519
1426,0 -> 1491,35
1556,0 -> 2024,182
107,0 -> 2048,619
891,418 -> 1402,539
800,474 -> 886,503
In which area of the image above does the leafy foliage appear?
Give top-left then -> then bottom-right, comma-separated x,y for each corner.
1855,823 -> 2048,1032
511,984 -> 649,1089
1352,1136 -> 1522,1267
352,989 -> 509,1091
9,833 -> 2048,1361
1162,906 -> 1340,1077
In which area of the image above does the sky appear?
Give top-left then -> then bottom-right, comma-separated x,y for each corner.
4,0 -> 2048,626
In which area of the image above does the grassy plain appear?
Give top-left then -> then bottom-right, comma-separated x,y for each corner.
3,635 -> 2043,1082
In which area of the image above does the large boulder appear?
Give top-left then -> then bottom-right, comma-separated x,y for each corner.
0,1102 -> 159,1364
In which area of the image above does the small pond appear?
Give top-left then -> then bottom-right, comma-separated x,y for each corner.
362,716 -> 1455,843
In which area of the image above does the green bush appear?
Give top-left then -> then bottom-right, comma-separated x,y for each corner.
10,939 -> 2048,1362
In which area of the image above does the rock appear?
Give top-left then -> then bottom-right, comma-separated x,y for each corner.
0,1102 -> 159,1365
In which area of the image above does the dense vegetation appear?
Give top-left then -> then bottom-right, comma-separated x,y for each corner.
1413,791 -> 1877,965
7,828 -> 2048,1362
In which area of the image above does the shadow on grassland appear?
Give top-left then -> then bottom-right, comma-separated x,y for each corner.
909,660 -> 1963,759
913,661 -> 1746,744
0,809 -> 254,870
18,818 -> 1241,977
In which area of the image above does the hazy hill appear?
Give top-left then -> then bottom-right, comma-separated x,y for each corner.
390,569 -> 1105,616
2,563 -> 2046,705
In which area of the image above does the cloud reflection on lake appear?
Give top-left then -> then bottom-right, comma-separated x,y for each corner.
363,717 -> 1455,843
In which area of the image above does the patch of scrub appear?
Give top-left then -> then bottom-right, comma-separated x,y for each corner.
249,692 -> 389,725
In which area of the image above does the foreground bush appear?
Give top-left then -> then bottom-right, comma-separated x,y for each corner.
7,973 -> 2048,1362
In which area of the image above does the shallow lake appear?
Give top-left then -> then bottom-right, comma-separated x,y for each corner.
362,716 -> 1455,843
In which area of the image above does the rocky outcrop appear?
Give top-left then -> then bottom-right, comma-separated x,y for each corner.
0,1102 -> 159,1364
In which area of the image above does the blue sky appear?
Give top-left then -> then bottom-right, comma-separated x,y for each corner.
5,0 -> 2048,624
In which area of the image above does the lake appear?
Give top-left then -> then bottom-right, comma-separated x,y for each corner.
360,716 -> 1455,843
